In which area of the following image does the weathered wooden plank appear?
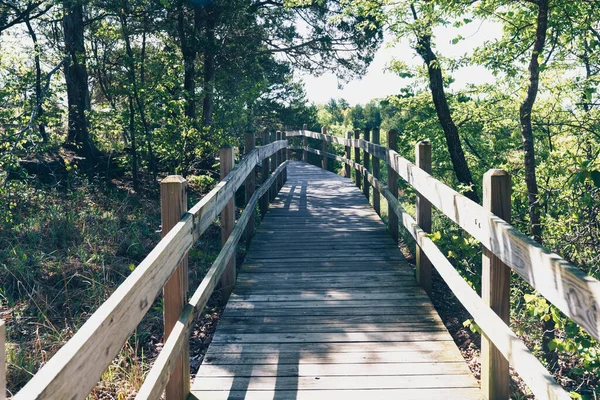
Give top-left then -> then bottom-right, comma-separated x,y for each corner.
198,362 -> 469,377
135,161 -> 290,400
291,130 -> 600,342
160,176 -> 190,400
190,388 -> 483,400
210,331 -> 452,345
193,375 -> 479,391
215,322 -> 446,334
382,186 -> 569,400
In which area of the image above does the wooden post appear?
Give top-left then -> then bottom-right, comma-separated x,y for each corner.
302,124 -> 308,163
416,140 -> 432,296
276,131 -> 283,190
362,128 -> 370,199
282,130 -> 287,183
160,175 -> 190,400
260,131 -> 270,220
372,128 -> 381,216
387,129 -> 399,242
244,132 -> 255,249
1,320 -> 5,400
321,127 -> 328,171
354,129 -> 361,189
344,132 -> 351,179
219,146 -> 236,299
481,169 -> 511,400
269,131 -> 277,201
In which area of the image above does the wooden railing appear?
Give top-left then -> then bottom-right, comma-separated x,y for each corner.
286,127 -> 600,400
8,126 -> 599,400
11,134 -> 288,400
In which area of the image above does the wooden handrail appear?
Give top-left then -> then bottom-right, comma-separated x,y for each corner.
136,161 -> 289,400
288,129 -> 600,342
13,140 -> 287,400
294,144 -> 569,400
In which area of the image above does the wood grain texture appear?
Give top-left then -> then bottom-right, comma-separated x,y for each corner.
321,127 -> 328,171
219,146 -> 236,299
244,132 -> 256,248
135,162 -> 289,400
481,169 -> 511,400
192,162 -> 482,400
160,175 -> 190,400
287,128 -> 600,343
13,141 -> 285,400
363,128 -> 370,198
387,130 -> 399,242
415,141 -> 432,296
381,182 -> 569,400
260,131 -> 270,219
354,129 -> 361,189
372,128 -> 381,215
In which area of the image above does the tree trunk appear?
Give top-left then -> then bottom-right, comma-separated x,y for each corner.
178,2 -> 197,120
201,11 -> 216,128
25,16 -> 47,141
128,95 -> 138,190
410,5 -> 479,204
519,0 -> 556,367
63,0 -> 98,164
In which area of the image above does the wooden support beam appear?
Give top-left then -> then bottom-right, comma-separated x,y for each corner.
416,140 -> 432,296
276,131 -> 283,190
270,131 -> 277,202
363,128 -> 371,199
219,146 -> 236,300
244,132 -> 256,249
282,130 -> 287,183
260,131 -> 270,220
160,175 -> 190,400
321,127 -> 328,171
372,128 -> 381,216
302,124 -> 308,163
1,319 -> 5,400
354,129 -> 361,190
387,129 -> 399,242
481,169 -> 511,400
344,132 -> 352,179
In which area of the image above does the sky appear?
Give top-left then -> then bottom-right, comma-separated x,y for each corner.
299,20 -> 504,106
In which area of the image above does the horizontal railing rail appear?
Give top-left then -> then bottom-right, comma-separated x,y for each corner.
13,138 -> 288,400
287,127 -> 596,400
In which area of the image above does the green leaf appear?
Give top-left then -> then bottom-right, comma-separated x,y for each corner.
524,294 -> 537,303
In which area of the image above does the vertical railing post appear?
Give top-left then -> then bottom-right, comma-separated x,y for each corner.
276,131 -> 283,190
219,146 -> 236,300
362,128 -> 370,199
321,126 -> 328,171
244,132 -> 256,249
160,175 -> 190,400
354,129 -> 361,190
372,128 -> 381,216
344,132 -> 351,179
416,140 -> 432,296
302,124 -> 308,163
482,169 -> 511,400
387,129 -> 399,242
260,131 -> 270,219
269,131 -> 277,201
1,319 -> 5,400
282,130 -> 287,183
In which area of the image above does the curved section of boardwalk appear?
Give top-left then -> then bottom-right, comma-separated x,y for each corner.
191,161 -> 483,400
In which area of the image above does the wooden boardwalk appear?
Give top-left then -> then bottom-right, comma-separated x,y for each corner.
191,161 -> 483,400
